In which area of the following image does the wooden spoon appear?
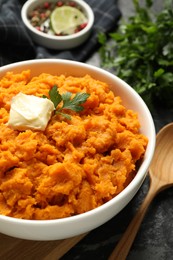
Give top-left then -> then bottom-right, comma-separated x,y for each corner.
109,122 -> 173,260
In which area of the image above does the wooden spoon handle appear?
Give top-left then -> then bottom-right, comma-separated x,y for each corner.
108,183 -> 157,260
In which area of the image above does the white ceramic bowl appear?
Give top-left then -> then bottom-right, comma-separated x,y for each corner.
21,0 -> 94,50
0,59 -> 155,240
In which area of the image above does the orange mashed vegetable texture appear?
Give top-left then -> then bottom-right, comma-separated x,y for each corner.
0,70 -> 148,220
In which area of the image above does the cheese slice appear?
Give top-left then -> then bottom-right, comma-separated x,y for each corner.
7,92 -> 55,131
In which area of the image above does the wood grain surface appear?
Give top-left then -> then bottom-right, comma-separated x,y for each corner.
0,232 -> 88,260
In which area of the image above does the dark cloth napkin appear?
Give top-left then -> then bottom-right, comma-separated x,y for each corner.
0,0 -> 121,66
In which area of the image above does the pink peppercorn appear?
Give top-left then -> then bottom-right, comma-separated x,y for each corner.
57,1 -> 63,7
44,2 -> 50,9
36,26 -> 41,31
69,1 -> 76,7
80,23 -> 87,29
40,13 -> 46,19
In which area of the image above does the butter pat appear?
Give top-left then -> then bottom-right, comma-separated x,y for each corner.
7,92 -> 55,131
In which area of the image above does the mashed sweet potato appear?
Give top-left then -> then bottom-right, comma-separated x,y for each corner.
0,70 -> 148,220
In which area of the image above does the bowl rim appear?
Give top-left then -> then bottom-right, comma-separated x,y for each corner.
0,59 -> 155,227
21,0 -> 95,41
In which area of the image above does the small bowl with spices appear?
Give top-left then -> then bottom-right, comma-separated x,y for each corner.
21,0 -> 94,50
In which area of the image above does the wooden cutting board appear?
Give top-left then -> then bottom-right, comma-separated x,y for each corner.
0,232 -> 88,260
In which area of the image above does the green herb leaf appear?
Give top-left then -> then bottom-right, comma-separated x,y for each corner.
43,85 -> 90,119
55,111 -> 71,120
49,85 -> 62,108
99,0 -> 173,108
61,92 -> 90,112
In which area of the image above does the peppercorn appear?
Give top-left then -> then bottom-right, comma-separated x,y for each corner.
69,1 -> 76,7
44,2 -> 50,9
57,1 -> 63,7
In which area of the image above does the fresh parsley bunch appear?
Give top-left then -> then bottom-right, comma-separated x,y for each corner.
99,0 -> 173,108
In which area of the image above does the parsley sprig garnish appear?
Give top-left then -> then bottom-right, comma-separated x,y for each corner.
43,85 -> 90,119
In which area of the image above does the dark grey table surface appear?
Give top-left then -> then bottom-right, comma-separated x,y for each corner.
61,1 -> 173,259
